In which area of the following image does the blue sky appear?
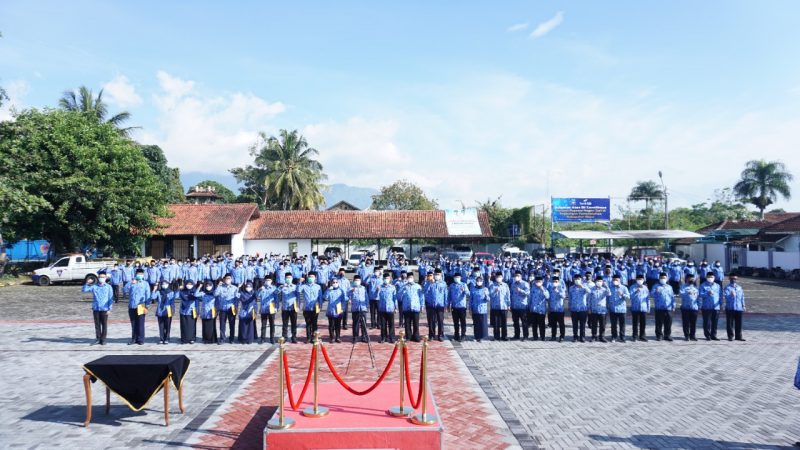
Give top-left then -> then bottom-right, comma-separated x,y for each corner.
2,1 -> 800,213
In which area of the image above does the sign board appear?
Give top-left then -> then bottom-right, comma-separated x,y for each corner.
445,208 -> 482,236
551,198 -> 611,223
507,223 -> 520,238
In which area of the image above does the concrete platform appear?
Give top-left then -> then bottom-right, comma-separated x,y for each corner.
264,382 -> 442,449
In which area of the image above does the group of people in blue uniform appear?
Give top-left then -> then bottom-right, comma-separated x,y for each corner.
80,252 -> 748,346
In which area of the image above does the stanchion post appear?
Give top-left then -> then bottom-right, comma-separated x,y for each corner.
388,330 -> 413,417
410,336 -> 438,426
303,331 -> 329,418
268,337 -> 295,429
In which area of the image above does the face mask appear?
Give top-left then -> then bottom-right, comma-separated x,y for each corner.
453,277 -> 461,283
706,278 -> 714,283
434,275 -> 442,281
595,281 -> 603,288
514,276 -> 522,282
659,279 -> 667,284
636,280 -> 644,285
715,263 -> 721,267
575,280 -> 583,286
135,274 -> 144,281
383,278 -> 391,284
496,277 -> 503,283
98,278 -> 107,284
161,283 -> 169,289
285,278 -> 293,284
613,281 -> 620,286
246,287 -> 253,292
331,283 -> 339,289
186,284 -> 194,290
353,280 -> 361,286
265,281 -> 272,286
307,277 -> 316,284
535,281 -> 543,287
225,279 -> 232,285
206,286 -> 213,292
553,282 -> 559,287
476,281 -> 483,287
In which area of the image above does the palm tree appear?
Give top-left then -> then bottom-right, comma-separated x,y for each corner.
733,159 -> 793,219
256,129 -> 327,210
59,86 -> 137,135
628,180 -> 664,228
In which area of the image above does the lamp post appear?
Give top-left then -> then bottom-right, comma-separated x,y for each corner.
658,171 -> 669,230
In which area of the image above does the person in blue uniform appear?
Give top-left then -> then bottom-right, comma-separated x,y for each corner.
547,276 -> 566,342
630,274 -> 650,341
608,274 -> 630,342
299,272 -> 323,344
424,269 -> 448,341
652,272 -> 676,341
527,276 -> 549,341
470,277 -> 490,342
258,277 -> 279,344
448,274 -> 470,342
588,276 -> 610,342
489,272 -> 511,341
237,282 -> 258,344
198,282 -> 218,344
108,264 -> 123,303
348,275 -> 369,343
151,280 -> 178,344
335,268 -> 350,330
377,272 -> 398,343
568,275 -> 589,342
82,271 -> 114,345
509,270 -> 530,340
215,274 -> 239,344
123,268 -> 150,345
402,276 -> 424,342
178,280 -> 199,344
723,274 -> 746,341
280,273 -> 299,343
325,279 -> 346,343
699,272 -> 721,340
367,267 -> 382,329
679,275 -> 700,341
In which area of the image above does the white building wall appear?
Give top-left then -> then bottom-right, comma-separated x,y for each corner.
774,252 -> 800,270
244,239 -> 312,257
747,251 -> 769,268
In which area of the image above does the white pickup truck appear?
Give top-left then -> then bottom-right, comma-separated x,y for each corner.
31,254 -> 115,286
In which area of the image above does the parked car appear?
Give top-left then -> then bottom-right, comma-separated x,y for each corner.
419,246 -> 439,260
473,252 -> 495,266
346,253 -> 365,272
452,245 -> 473,261
660,252 -> 686,265
31,254 -> 115,286
323,247 -> 343,257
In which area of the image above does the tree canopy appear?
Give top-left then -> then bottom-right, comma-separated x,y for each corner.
0,108 -> 169,254
371,179 -> 438,210
733,159 -> 793,219
59,85 -> 138,136
140,144 -> 185,203
231,129 -> 327,210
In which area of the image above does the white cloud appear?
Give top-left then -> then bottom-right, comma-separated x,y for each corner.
530,11 -> 564,39
102,74 -> 142,107
0,79 -> 29,122
138,71 -> 286,172
506,23 -> 528,32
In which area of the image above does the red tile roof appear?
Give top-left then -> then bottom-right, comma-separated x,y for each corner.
154,203 -> 259,236
245,210 -> 493,239
761,213 -> 800,233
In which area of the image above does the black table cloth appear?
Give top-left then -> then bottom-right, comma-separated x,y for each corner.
83,354 -> 190,411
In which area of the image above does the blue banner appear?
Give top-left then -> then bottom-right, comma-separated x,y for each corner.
551,198 -> 610,223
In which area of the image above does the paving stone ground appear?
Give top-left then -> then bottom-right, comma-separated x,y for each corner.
0,276 -> 798,449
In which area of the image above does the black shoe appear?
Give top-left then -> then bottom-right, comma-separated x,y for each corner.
656,336 -> 662,341
619,338 -> 625,343
685,336 -> 690,341
511,336 -> 519,340
128,340 -> 134,345
640,337 -> 648,342
664,337 -> 673,342
291,337 -> 297,343
437,336 -> 443,342
549,337 -> 557,342
379,338 -> 385,344
572,337 -> 578,342
91,340 -> 100,346
558,337 -> 563,342
100,341 -> 106,345
137,342 -> 144,345
501,337 -> 509,341
579,337 -> 585,343
588,336 -> 595,342
735,338 -> 746,341
217,341 -> 222,345
335,338 -> 341,343
599,337 -> 607,343
705,336 -> 711,341
690,337 -> 698,341
711,337 -> 720,341
520,337 -> 526,342
270,338 -> 275,344
728,337 -> 733,341
342,326 -> 348,330
361,337 -> 368,343
476,339 -> 482,343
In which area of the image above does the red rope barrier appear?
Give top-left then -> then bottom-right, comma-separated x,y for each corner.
320,344 -> 398,396
403,346 -> 424,409
284,346 -> 316,410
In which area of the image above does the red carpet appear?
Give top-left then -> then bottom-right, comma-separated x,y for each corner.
265,382 -> 441,449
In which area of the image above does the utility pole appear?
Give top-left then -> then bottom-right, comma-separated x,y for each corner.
659,171 -> 669,229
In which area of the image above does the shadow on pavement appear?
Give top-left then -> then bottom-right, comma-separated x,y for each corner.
590,433 -> 796,449
21,404 -> 158,427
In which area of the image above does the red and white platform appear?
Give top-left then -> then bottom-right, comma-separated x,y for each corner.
264,382 -> 442,449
